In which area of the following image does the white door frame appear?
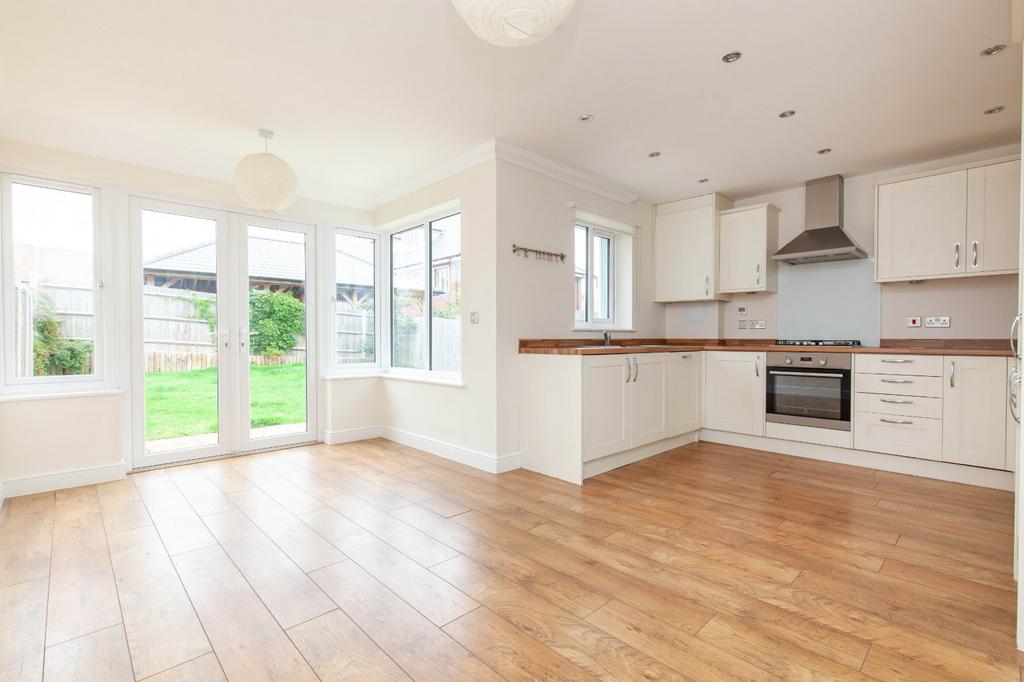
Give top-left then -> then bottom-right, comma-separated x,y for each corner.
128,197 -> 318,470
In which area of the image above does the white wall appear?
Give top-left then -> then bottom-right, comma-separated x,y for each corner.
494,160 -> 661,458
371,161 -> 501,465
664,144 -> 1021,341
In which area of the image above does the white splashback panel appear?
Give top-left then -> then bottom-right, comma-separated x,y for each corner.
777,258 -> 881,345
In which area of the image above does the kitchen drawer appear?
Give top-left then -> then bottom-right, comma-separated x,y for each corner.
855,373 -> 943,398
855,354 -> 943,377
854,412 -> 942,461
854,393 -> 943,419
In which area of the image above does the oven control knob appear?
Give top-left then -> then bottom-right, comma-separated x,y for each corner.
819,358 -> 828,366
785,357 -> 793,365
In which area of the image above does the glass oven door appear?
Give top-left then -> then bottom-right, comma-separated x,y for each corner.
766,368 -> 851,430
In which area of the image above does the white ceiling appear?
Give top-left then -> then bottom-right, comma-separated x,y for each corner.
0,0 -> 1020,208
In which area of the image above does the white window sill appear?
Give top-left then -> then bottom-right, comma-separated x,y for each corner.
0,388 -> 124,403
382,370 -> 464,387
323,370 -> 385,380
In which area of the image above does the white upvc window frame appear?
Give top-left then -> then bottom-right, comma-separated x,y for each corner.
327,225 -> 382,374
572,210 -> 637,333
384,202 -> 462,382
0,172 -> 116,396
575,221 -> 615,326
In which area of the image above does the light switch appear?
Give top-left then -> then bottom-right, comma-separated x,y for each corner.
907,316 -> 921,328
924,316 -> 950,328
469,312 -> 479,324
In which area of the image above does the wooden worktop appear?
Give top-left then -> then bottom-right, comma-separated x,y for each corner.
518,338 -> 1013,357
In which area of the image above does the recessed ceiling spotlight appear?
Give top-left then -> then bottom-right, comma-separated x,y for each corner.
648,151 -> 661,158
778,110 -> 796,118
698,178 -> 709,183
984,105 -> 1006,115
578,113 -> 593,123
980,44 -> 1007,57
721,51 -> 742,63
817,147 -> 832,155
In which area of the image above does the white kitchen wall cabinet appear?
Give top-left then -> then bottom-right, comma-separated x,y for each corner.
967,160 -> 1021,274
943,356 -> 1008,469
718,203 -> 780,294
875,157 -> 1020,282
654,193 -> 733,302
581,355 -> 632,461
704,351 -> 765,436
668,352 -> 702,436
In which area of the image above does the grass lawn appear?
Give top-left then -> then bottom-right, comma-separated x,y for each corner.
145,362 -> 306,441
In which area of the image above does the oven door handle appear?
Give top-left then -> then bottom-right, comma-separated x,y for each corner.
768,370 -> 846,379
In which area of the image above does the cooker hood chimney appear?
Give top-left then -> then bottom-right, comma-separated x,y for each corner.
771,175 -> 867,265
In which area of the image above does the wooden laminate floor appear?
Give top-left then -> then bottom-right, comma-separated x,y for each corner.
0,439 -> 1020,681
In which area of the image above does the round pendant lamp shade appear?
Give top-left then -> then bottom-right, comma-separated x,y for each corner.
234,130 -> 298,212
451,0 -> 577,47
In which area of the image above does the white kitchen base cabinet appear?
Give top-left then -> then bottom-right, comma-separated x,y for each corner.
703,351 -> 765,436
521,352 -> 701,484
943,356 -> 1008,469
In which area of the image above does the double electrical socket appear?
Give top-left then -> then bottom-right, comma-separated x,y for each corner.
907,315 -> 950,328
737,319 -> 766,330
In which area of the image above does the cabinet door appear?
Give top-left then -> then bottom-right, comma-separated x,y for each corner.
631,354 -> 669,447
967,161 -> 1021,274
704,351 -> 765,436
1008,360 -> 1019,472
655,206 -> 713,302
942,356 -> 1007,469
582,355 -> 632,461
668,352 -> 702,436
719,209 -> 767,292
876,170 -> 967,280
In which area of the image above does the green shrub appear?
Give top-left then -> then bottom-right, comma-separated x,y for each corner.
249,289 -> 305,357
33,295 -> 92,376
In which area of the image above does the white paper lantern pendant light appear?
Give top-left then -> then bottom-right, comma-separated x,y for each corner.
452,0 -> 577,47
234,129 -> 298,212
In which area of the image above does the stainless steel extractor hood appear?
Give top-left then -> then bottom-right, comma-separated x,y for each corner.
771,175 -> 867,265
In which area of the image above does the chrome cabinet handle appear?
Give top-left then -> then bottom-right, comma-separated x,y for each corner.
880,417 -> 914,425
679,354 -> 692,359
1009,363 -> 1020,423
1011,314 -> 1021,359
949,360 -> 956,388
972,240 -> 978,268
880,358 -> 912,363
754,356 -> 760,378
880,398 -> 912,404
624,358 -> 630,383
755,263 -> 761,286
953,241 -> 960,269
880,378 -> 912,384
631,357 -> 638,383
704,275 -> 710,296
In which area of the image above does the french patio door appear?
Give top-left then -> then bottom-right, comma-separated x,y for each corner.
129,197 -> 317,469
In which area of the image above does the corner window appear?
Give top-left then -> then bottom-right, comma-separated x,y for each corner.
333,229 -> 378,368
573,214 -> 635,330
390,211 -> 461,374
1,174 -> 108,391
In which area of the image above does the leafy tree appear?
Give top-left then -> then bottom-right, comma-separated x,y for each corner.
32,294 -> 92,376
248,290 -> 305,357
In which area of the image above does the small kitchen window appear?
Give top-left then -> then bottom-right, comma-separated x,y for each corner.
573,212 -> 635,331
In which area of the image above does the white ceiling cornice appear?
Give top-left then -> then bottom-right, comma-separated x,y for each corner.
372,138 -> 641,210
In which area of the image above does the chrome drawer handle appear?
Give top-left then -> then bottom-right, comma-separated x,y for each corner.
880,378 -> 913,384
880,359 -> 912,363
769,370 -> 845,379
880,398 -> 912,404
880,417 -> 914,425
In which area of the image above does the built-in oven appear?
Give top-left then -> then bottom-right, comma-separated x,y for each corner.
765,352 -> 852,431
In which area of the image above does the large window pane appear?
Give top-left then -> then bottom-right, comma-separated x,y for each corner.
592,233 -> 612,321
431,214 -> 461,373
11,181 -> 96,378
141,209 -> 219,453
335,232 -> 376,366
574,225 -> 588,322
391,226 -> 425,369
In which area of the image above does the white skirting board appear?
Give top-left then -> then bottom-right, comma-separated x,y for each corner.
322,425 -> 520,474
2,461 -> 128,499
701,429 -> 1014,491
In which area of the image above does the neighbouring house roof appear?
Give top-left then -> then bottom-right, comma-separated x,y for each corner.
144,235 -> 374,288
